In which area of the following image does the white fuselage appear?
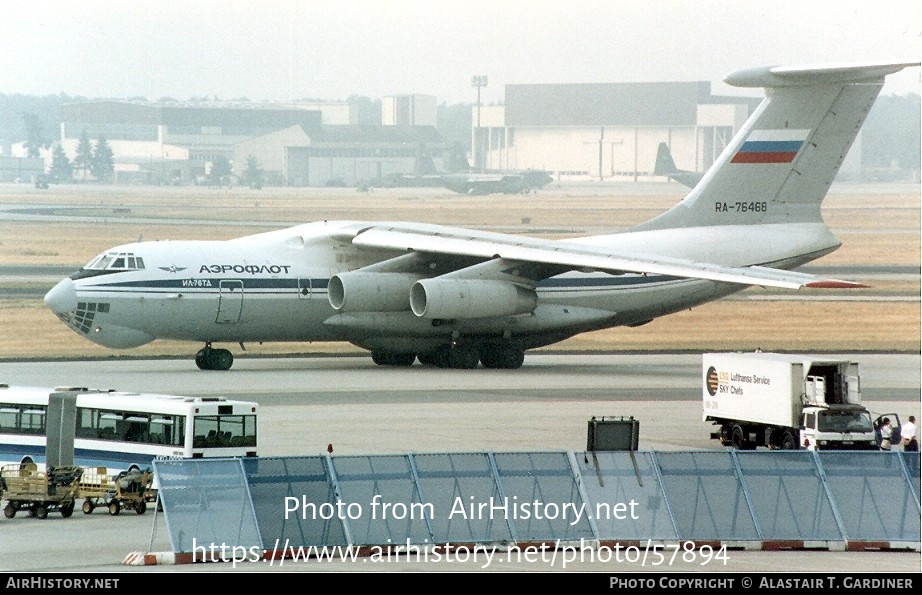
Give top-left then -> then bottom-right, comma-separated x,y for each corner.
45,219 -> 838,353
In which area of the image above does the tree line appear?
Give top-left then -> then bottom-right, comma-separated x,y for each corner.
44,130 -> 114,182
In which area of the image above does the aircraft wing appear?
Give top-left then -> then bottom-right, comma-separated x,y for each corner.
348,225 -> 866,290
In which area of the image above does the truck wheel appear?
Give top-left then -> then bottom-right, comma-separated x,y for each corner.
731,425 -> 748,450
781,431 -> 798,450
82,499 -> 95,514
3,502 -> 15,518
35,504 -> 48,519
135,500 -> 147,515
108,501 -> 121,516
61,502 -> 74,518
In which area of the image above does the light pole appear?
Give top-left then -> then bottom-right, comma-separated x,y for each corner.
471,75 -> 488,171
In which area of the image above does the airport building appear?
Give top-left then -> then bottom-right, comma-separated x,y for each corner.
58,100 -> 449,186
474,81 -> 766,181
55,81 -> 867,187
381,94 -> 438,127
0,154 -> 45,184
233,122 -> 447,187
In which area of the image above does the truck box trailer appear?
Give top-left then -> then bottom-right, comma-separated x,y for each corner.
702,352 -> 878,450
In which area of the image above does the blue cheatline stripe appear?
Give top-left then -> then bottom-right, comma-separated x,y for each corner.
0,443 -> 45,459
83,275 -> 677,293
88,278 -> 330,290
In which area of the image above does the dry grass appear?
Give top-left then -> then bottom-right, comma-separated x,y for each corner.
544,301 -> 921,353
1,183 -> 918,359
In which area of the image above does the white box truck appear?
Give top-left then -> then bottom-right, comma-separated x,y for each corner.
702,352 -> 878,450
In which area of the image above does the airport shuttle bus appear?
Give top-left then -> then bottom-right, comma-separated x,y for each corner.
0,384 -> 258,473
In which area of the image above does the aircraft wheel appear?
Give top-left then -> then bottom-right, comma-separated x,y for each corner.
497,346 -> 525,369
431,345 -> 452,368
208,348 -> 234,371
417,352 -> 437,366
195,347 -> 211,370
372,351 -> 415,366
391,352 -> 416,366
479,347 -> 500,369
448,346 -> 479,369
481,344 -> 524,369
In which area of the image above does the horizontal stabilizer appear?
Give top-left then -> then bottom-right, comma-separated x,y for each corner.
724,61 -> 921,87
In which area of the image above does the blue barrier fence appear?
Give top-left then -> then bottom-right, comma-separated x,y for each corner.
154,450 -> 920,554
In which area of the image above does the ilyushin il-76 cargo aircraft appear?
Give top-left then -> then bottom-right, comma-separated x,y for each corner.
45,61 -> 918,370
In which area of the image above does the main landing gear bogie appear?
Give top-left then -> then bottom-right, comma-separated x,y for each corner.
374,343 -> 526,370
195,345 -> 234,371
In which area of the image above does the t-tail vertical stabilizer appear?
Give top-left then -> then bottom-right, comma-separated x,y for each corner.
636,62 -> 919,231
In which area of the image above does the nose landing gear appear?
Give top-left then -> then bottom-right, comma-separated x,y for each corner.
195,344 -> 234,370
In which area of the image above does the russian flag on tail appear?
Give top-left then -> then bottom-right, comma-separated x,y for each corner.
731,129 -> 810,164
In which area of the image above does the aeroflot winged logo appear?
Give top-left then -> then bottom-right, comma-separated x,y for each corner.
158,266 -> 187,273
731,129 -> 810,164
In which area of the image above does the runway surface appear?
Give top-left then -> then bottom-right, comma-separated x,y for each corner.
0,353 -> 919,573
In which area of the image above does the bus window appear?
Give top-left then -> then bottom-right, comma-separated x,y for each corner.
0,405 -> 47,434
21,408 -> 46,434
0,407 -> 18,432
123,417 -> 149,442
77,408 -> 96,439
97,412 -> 119,440
193,414 -> 256,448
151,416 -> 184,446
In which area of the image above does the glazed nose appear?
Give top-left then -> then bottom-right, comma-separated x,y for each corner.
45,278 -> 77,315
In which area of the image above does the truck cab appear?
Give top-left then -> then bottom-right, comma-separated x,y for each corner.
800,406 -> 877,450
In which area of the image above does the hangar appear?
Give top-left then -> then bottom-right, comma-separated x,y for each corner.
59,99 -> 450,187
474,81 -> 764,180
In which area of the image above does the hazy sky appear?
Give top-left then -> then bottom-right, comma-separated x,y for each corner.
3,0 -> 920,104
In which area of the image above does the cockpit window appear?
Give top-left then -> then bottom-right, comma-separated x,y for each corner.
85,252 -> 146,272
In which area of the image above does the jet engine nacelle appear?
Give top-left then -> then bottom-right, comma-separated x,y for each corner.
410,279 -> 538,319
328,272 -> 419,312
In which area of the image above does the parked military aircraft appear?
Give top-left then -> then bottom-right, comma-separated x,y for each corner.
45,61 -> 917,370
376,155 -> 553,195
653,142 -> 704,188
438,168 -> 553,195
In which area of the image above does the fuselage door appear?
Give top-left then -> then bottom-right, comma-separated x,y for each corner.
298,278 -> 312,300
216,280 -> 243,323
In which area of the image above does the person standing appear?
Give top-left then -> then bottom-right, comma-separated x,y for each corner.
901,415 -> 918,452
879,418 -> 893,450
